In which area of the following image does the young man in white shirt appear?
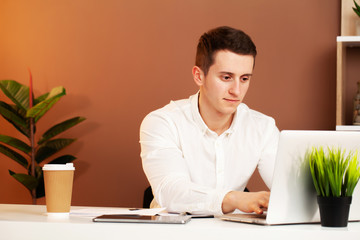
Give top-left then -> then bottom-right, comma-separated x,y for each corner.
140,26 -> 279,216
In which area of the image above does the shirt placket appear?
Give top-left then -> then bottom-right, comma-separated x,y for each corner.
214,136 -> 225,189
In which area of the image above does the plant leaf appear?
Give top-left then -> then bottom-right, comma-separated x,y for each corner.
354,0 -> 360,14
34,92 -> 49,105
354,7 -> 360,17
353,0 -> 360,17
38,117 -> 86,145
35,138 -> 76,163
0,80 -> 30,111
355,0 -> 360,9
308,146 -> 360,197
344,151 -> 360,196
0,143 -> 28,168
0,101 -> 28,128
26,86 -> 66,122
48,155 -> 76,164
9,170 -> 38,191
308,149 -> 321,195
0,102 -> 30,137
0,134 -> 31,154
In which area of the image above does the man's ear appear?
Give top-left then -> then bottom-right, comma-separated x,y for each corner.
192,66 -> 204,87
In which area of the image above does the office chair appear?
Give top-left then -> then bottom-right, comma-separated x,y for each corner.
143,186 -> 154,208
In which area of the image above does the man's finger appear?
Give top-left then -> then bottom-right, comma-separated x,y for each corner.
254,207 -> 263,214
259,199 -> 269,208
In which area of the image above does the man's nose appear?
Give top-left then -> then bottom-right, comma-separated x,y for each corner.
229,80 -> 241,96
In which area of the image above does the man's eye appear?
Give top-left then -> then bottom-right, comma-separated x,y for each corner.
222,76 -> 232,81
241,76 -> 250,82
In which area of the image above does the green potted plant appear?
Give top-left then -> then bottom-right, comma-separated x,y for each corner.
353,0 -> 360,35
0,72 -> 85,204
307,146 -> 360,227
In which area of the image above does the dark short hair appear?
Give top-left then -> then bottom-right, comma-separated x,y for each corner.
195,26 -> 257,75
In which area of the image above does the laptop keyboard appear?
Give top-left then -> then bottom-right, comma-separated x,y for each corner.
227,213 -> 267,219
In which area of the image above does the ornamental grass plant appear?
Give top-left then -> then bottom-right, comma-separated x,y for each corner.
307,146 -> 360,197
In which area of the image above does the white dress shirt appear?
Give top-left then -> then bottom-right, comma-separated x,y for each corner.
140,92 -> 279,215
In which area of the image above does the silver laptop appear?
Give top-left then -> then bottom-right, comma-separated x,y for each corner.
220,130 -> 360,225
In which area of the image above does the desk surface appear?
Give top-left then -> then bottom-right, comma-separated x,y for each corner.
1,204 -> 360,240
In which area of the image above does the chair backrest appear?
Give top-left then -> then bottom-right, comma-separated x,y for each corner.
143,186 -> 153,208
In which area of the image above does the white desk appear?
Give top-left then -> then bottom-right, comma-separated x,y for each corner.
1,204 -> 360,240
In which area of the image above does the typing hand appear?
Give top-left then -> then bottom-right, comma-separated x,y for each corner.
221,191 -> 270,214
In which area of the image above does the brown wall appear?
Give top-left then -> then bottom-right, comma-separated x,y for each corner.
0,0 -> 340,207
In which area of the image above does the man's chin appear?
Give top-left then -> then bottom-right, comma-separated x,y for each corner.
218,108 -> 238,116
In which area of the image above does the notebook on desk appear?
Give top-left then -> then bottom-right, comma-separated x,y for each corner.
220,130 -> 360,225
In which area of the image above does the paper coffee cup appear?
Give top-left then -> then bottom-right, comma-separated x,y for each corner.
43,163 -> 75,216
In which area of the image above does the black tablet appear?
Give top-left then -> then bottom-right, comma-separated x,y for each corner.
93,214 -> 191,224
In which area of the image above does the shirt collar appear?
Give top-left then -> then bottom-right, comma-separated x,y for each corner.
190,91 -> 240,136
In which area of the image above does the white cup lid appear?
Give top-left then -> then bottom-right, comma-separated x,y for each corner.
42,163 -> 75,171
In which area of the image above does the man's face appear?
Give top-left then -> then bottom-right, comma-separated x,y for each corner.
194,50 -> 254,119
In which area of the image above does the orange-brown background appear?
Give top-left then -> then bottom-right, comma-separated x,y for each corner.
0,0 -> 355,208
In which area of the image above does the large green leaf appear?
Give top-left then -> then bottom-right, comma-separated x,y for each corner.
48,155 -> 76,164
35,138 -> 76,163
34,92 -> 49,105
9,170 -> 38,191
0,102 -> 30,137
0,143 -> 28,168
38,117 -> 86,145
0,135 -> 31,154
0,101 -> 28,128
26,86 -> 65,122
0,80 -> 30,111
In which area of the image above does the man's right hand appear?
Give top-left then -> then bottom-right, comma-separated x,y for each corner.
221,191 -> 270,214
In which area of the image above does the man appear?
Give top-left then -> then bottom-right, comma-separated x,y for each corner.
140,26 -> 279,216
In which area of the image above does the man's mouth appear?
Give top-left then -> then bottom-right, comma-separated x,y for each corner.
224,98 -> 240,103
